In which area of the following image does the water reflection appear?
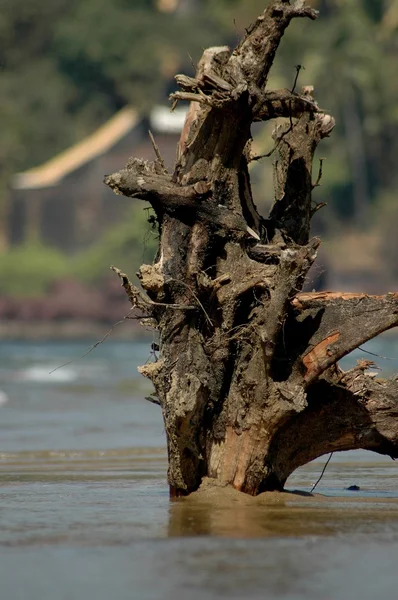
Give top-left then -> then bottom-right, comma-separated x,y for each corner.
168,485 -> 398,539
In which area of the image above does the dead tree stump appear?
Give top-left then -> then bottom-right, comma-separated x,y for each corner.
105,0 -> 398,496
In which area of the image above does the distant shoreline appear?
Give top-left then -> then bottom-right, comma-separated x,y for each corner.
1,319 -> 397,343
0,319 -> 151,341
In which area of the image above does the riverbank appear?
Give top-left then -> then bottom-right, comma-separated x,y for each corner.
0,319 -> 149,340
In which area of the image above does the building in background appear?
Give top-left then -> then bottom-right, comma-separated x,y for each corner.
9,105 -> 187,254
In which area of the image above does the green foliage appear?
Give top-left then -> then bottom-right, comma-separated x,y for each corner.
55,1 -> 226,110
0,242 -> 71,297
74,205 -> 157,284
0,206 -> 157,296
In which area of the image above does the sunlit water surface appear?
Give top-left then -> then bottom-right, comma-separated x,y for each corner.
0,337 -> 397,600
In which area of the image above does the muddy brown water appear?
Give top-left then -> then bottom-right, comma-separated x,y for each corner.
0,339 -> 397,600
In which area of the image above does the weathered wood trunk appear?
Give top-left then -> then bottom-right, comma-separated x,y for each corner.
106,0 -> 398,496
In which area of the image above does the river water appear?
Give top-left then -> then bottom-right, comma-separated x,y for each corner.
0,338 -> 397,599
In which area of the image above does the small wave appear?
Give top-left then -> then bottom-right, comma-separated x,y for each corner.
19,366 -> 78,383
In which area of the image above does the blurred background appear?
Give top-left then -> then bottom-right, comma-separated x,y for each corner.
1,2 -> 398,585
0,0 -> 397,339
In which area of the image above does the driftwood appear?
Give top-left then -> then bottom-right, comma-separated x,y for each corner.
105,0 -> 398,496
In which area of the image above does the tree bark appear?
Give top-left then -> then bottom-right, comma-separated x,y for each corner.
105,0 -> 398,496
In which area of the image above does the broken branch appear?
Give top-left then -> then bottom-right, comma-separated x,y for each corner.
104,159 -> 211,210
111,266 -> 197,312
148,130 -> 168,175
233,1 -> 318,90
291,292 -> 398,384
313,157 -> 325,188
254,89 -> 320,121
